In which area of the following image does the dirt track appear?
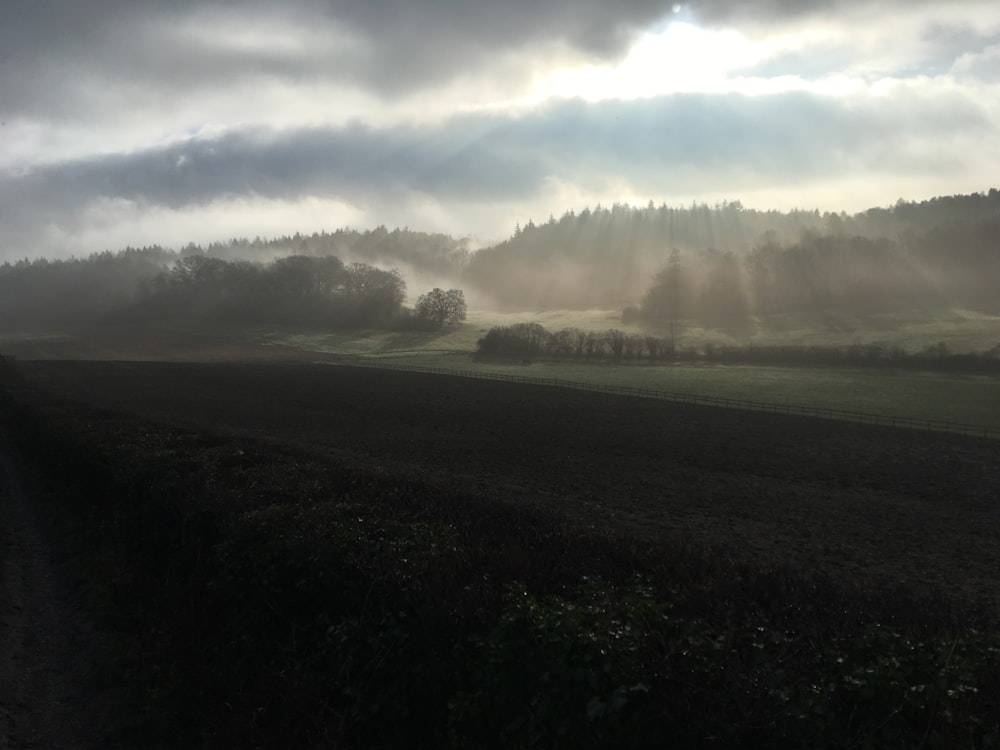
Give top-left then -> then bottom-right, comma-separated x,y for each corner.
0,448 -> 114,750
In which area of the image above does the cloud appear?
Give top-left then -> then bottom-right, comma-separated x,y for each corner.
5,0 -> 997,166
951,42 -> 1000,81
714,2 -> 1000,81
2,0 -> 998,260
2,85 -> 993,258
7,88 -> 992,206
687,0 -> 983,25
0,0 -> 689,121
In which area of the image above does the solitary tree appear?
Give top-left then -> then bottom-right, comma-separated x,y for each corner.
640,248 -> 684,352
415,288 -> 467,328
605,328 -> 626,361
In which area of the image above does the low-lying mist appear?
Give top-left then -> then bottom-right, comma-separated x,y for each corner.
1,190 -> 997,345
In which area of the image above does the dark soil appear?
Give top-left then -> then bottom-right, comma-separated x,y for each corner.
3,355 -> 1000,747
13,359 -> 1000,606
0,448 -> 119,750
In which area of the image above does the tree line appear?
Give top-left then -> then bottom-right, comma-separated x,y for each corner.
2,188 -> 997,326
132,254 -> 408,327
477,323 -> 692,361
463,190 -> 1000,312
0,249 -> 466,330
0,246 -> 175,325
633,234 -> 909,323
190,225 -> 470,274
0,222 -> 472,327
476,323 -> 1000,373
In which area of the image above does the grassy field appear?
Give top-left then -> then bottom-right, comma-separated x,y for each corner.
239,307 -> 1000,430
371,356 -> 1000,429
682,306 -> 1000,352
3,358 -> 999,748
2,305 -> 999,431
3,306 -> 998,359
264,306 -> 1000,356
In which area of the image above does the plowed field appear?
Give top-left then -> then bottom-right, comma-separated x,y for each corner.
14,359 -> 1000,606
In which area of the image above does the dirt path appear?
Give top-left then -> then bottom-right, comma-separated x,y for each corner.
0,448 -> 113,750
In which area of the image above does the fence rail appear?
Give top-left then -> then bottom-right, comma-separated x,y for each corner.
334,359 -> 995,441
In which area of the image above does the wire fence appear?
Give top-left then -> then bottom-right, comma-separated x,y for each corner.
336,359 -> 996,442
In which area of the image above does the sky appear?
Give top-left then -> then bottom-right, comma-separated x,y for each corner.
1,0 -> 999,260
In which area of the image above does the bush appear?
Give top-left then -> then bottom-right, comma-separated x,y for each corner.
476,323 -> 550,358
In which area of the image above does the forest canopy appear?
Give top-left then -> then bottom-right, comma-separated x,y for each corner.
0,251 -> 407,328
1,189 -> 997,327
463,190 -> 1000,312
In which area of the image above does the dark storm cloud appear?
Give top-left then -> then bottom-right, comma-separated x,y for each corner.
687,0 -> 941,25
737,17 -> 1000,80
4,0 -> 995,122
1,88 -> 988,241
0,0 -> 681,117
926,24 -> 1000,80
1,121 -> 544,219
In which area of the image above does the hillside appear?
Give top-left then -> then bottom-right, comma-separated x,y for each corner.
463,190 -> 1000,310
2,189 -> 998,326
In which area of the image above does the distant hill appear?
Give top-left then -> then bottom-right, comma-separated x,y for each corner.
200,226 -> 470,277
462,190 -> 1000,311
2,190 -> 997,325
0,227 -> 470,326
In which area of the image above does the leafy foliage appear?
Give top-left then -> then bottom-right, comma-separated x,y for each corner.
2,190 -> 999,329
476,322 -> 1000,373
133,255 -> 406,327
463,191 -> 1000,311
0,225 -> 460,327
415,288 -> 467,328
476,323 -> 550,358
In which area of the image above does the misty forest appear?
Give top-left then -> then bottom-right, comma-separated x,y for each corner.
7,0 -> 1000,745
3,191 -> 1000,372
2,190 -> 999,326
2,189 -> 1000,749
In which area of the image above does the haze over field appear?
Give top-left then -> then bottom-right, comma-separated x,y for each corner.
4,8 -> 1000,746
2,0 -> 999,259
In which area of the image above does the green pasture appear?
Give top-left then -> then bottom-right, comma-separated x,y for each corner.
249,309 -> 642,357
4,306 -> 998,430
367,354 -> 1000,430
257,306 -> 1000,359
686,307 -> 1000,353
254,307 -> 1000,430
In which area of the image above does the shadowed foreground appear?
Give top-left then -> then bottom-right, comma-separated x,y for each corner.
14,360 -> 1000,601
2,358 -> 999,748
0,448 -> 120,750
